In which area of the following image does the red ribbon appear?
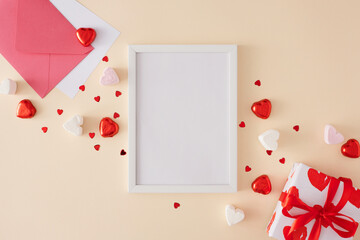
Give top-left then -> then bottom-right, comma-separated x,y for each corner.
282,177 -> 358,240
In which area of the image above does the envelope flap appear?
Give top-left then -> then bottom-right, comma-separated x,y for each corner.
15,0 -> 93,54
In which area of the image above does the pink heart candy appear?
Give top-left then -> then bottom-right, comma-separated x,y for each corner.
100,67 -> 119,85
324,124 -> 344,144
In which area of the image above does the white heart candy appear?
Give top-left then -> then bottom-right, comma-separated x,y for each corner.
0,78 -> 17,95
258,129 -> 280,151
225,205 -> 245,226
100,67 -> 119,85
324,124 -> 344,145
63,115 -> 83,136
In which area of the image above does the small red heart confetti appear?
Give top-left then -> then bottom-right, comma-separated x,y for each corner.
94,145 -> 100,151
293,125 -> 299,132
120,149 -> 127,156
245,166 -> 252,172
102,56 -> 109,62
254,80 -> 261,86
239,121 -> 245,128
76,28 -> 96,47
113,112 -> 120,119
94,96 -> 100,102
279,158 -> 285,164
251,99 -> 272,119
266,150 -> 273,156
89,132 -> 95,139
16,99 -> 36,119
252,175 -> 272,195
79,85 -> 85,91
57,109 -> 63,115
115,91 -> 122,97
41,127 -> 48,133
341,139 -> 360,158
99,117 -> 119,137
174,202 -> 180,209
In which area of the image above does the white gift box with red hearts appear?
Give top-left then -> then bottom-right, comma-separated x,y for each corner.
267,163 -> 360,240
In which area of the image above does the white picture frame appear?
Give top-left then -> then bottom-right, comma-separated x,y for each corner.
128,45 -> 237,193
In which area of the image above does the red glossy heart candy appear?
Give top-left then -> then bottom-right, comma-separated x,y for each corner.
251,99 -> 271,119
16,99 -> 36,119
99,117 -> 119,137
252,175 -> 272,195
76,28 -> 96,47
341,139 -> 360,158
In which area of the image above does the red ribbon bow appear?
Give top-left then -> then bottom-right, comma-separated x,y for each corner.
282,177 -> 358,240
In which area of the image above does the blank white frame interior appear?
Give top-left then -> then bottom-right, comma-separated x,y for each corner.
128,45 -> 237,193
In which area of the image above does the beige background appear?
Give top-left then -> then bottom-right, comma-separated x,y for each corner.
1,0 -> 360,239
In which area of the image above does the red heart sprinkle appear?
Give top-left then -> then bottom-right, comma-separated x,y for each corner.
41,127 -> 48,133
94,145 -> 100,151
102,56 -> 109,62
16,99 -> 36,119
266,150 -> 272,155
99,117 -> 119,137
307,168 -> 330,191
252,175 -> 272,195
349,188 -> 360,208
57,109 -> 63,115
94,96 -> 100,102
113,112 -> 120,119
341,139 -> 360,158
174,202 -> 180,209
120,149 -> 127,156
251,99 -> 272,119
279,158 -> 285,164
254,80 -> 261,86
245,166 -> 252,172
76,28 -> 96,47
293,125 -> 299,132
89,132 -> 95,139
79,85 -> 85,91
115,91 -> 122,97
239,121 -> 245,128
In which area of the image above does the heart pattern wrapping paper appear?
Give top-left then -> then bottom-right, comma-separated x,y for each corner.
267,163 -> 360,240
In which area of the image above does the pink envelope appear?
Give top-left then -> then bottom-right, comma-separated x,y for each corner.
0,0 -> 93,98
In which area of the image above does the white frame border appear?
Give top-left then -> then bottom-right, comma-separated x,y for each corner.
128,45 -> 237,193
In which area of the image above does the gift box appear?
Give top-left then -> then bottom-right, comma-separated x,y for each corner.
267,163 -> 360,240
